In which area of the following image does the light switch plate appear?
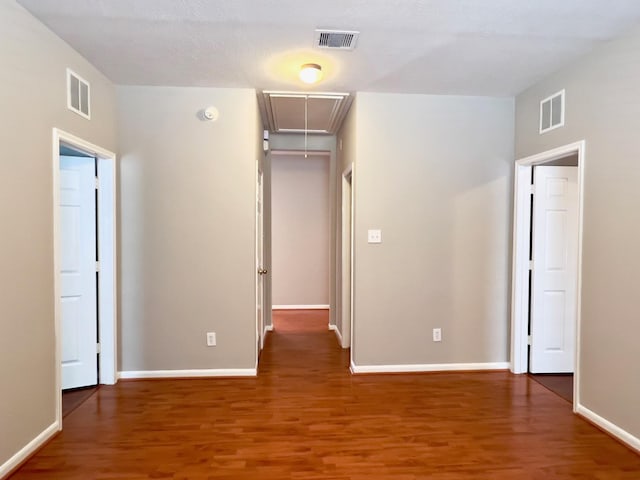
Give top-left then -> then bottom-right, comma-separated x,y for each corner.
367,229 -> 382,244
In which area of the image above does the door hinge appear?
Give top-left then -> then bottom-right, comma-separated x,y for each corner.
95,177 -> 99,189
96,342 -> 101,354
527,335 -> 532,346
528,260 -> 534,271
95,261 -> 100,272
529,184 -> 534,195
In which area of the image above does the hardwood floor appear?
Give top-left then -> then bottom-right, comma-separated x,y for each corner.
529,373 -> 573,403
10,310 -> 640,479
62,386 -> 98,418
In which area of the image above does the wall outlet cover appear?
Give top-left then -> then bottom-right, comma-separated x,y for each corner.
433,328 -> 442,342
367,229 -> 382,244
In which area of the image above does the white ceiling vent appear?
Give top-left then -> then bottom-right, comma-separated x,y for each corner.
67,68 -> 90,119
539,89 -> 564,134
314,29 -> 359,50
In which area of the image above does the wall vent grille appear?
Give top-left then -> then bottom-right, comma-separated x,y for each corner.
67,68 -> 90,119
540,89 -> 564,134
315,29 -> 359,50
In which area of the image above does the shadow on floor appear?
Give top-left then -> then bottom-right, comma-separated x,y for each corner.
529,373 -> 573,403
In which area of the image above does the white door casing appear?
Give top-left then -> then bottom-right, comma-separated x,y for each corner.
256,169 -> 265,352
341,165 -> 353,349
530,166 -> 579,373
60,155 -> 98,389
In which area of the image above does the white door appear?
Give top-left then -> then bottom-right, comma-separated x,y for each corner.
60,155 -> 98,389
256,170 -> 265,351
530,166 -> 579,373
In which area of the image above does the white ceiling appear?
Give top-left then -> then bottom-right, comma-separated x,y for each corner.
16,0 -> 640,96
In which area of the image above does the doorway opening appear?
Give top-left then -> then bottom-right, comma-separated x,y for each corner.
53,129 -> 117,426
510,141 -> 585,410
268,148 -> 333,341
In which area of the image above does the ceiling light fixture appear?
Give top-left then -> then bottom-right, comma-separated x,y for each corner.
299,63 -> 322,84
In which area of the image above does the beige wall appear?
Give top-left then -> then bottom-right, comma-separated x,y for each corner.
271,154 -> 330,306
0,0 -> 117,469
345,93 -> 514,366
516,25 -> 640,440
117,86 -> 260,372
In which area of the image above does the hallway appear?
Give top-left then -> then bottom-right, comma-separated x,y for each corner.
10,311 -> 640,479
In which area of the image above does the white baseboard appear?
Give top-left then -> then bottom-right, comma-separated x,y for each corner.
0,421 -> 59,478
118,368 -> 257,380
272,305 -> 330,310
350,362 -> 510,374
328,324 -> 344,346
576,403 -> 640,453
264,324 -> 274,335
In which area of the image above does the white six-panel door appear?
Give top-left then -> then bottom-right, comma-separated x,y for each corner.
530,166 -> 579,373
60,155 -> 98,389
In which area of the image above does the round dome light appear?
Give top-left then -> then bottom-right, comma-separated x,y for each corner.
299,63 -> 322,84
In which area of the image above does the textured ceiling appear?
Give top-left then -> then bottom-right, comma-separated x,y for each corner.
16,0 -> 640,96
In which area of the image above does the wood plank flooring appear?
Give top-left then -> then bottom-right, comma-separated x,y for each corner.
62,386 -> 98,418
529,373 -> 573,403
10,310 -> 640,479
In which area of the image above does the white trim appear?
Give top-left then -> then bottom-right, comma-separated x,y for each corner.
510,140 -> 585,412
255,161 -> 264,365
270,149 -> 331,157
576,404 -> 640,453
341,164 -> 354,351
328,324 -> 344,347
263,325 -> 274,339
0,421 -> 60,478
272,304 -> 330,310
97,152 -> 117,386
510,163 -> 532,375
53,129 -> 118,429
350,362 -> 510,374
118,369 -> 257,379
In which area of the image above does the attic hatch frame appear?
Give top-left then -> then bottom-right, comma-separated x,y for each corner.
258,91 -> 353,135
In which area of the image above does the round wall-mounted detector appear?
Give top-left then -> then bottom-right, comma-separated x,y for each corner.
203,106 -> 219,121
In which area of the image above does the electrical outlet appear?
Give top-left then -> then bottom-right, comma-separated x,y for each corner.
432,328 -> 442,342
206,332 -> 216,346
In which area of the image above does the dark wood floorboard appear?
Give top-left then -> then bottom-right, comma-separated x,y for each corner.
62,386 -> 98,418
529,373 -> 573,403
9,310 -> 640,479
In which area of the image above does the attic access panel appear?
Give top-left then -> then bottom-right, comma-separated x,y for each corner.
259,91 -> 352,135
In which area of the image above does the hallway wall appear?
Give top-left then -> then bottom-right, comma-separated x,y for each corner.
117,86 -> 261,373
271,153 -> 331,307
0,0 -> 117,471
516,24 -> 640,444
341,93 -> 514,368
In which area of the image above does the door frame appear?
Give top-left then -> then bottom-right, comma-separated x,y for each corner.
510,140 -> 585,411
269,148 -> 332,322
52,128 -> 117,427
340,164 -> 354,351
256,161 -> 265,361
